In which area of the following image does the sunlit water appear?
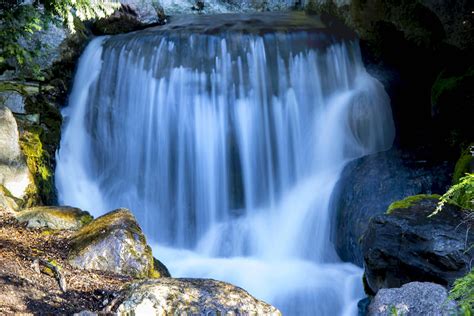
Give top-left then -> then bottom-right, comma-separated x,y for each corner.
56,18 -> 394,315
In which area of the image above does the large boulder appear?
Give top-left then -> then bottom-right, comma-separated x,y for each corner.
332,148 -> 451,266
0,105 -> 33,199
68,208 -> 163,278
362,196 -> 473,294
116,278 -> 281,315
16,206 -> 92,230
368,282 -> 456,316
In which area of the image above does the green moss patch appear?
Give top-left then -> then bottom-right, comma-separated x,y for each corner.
387,194 -> 441,214
69,208 -> 159,279
453,144 -> 474,184
449,269 -> 474,314
18,126 -> 55,206
17,206 -> 93,230
431,67 -> 474,107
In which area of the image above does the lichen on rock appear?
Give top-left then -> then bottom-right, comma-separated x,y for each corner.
68,208 -> 163,279
16,206 -> 92,230
368,282 -> 456,316
116,278 -> 281,315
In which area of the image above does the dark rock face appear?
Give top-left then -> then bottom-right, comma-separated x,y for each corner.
332,148 -> 451,266
368,282 -> 456,316
362,197 -> 473,294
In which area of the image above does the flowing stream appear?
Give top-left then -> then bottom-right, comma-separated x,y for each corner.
56,13 -> 394,315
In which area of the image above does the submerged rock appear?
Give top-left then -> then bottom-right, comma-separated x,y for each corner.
16,206 -> 92,230
362,196 -> 473,293
116,278 -> 281,315
0,105 -> 33,199
332,148 -> 451,266
368,282 -> 456,316
68,208 -> 162,278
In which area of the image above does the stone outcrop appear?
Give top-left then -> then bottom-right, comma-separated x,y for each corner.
368,282 -> 456,316
16,206 -> 92,230
68,208 -> 163,279
0,105 -> 33,199
332,148 -> 451,266
116,278 -> 281,315
362,196 -> 473,294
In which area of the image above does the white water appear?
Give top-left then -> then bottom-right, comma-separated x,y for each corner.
56,26 -> 394,315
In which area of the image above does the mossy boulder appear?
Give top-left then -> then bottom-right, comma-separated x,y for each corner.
115,278 -> 281,315
68,208 -> 164,279
16,206 -> 92,230
386,194 -> 441,214
0,105 -> 34,199
362,197 -> 473,293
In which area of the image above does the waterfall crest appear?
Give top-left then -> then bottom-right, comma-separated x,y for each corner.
56,15 -> 394,315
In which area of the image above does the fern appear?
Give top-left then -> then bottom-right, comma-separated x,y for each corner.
449,270 -> 474,314
431,173 -> 474,216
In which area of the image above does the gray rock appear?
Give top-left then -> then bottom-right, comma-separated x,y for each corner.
332,148 -> 451,266
362,197 -> 473,294
116,278 -> 281,315
68,208 -> 161,278
0,91 -> 25,114
0,105 -> 33,199
18,21 -> 67,73
16,206 -> 92,230
368,282 -> 457,316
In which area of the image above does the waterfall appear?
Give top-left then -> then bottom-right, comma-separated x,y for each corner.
56,14 -> 394,315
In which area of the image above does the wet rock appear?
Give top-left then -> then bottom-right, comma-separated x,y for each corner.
332,148 -> 451,266
16,206 -> 92,230
0,105 -> 33,199
153,257 -> 171,278
368,282 -> 456,316
116,278 -> 281,315
362,197 -> 473,293
68,208 -> 162,278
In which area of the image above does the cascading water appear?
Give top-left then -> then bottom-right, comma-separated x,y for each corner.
56,13 -> 394,315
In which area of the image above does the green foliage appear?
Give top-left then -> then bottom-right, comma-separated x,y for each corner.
431,174 -> 474,216
432,67 -> 474,107
0,4 -> 47,79
0,1 -> 117,80
387,194 -> 440,214
449,270 -> 474,315
453,145 -> 474,184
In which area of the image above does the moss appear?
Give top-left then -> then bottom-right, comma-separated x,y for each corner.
18,126 -> 55,206
431,67 -> 474,107
449,269 -> 474,314
70,209 -> 155,279
387,194 -> 441,214
453,145 -> 474,184
18,206 -> 93,229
